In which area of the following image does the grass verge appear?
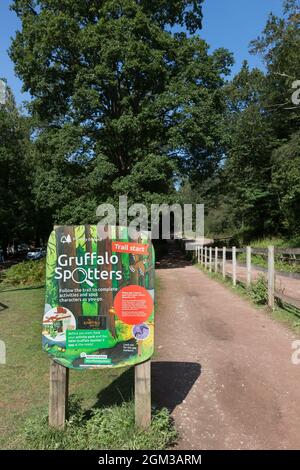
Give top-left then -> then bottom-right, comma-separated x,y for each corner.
247,237 -> 300,249
237,252 -> 300,274
19,396 -> 176,450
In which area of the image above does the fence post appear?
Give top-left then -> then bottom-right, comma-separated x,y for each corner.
222,247 -> 226,279
204,247 -> 207,269
49,360 -> 69,430
246,246 -> 252,288
232,246 -> 237,286
268,246 -> 275,309
215,247 -> 218,273
135,360 -> 151,429
209,247 -> 212,272
197,246 -> 200,263
201,246 -> 203,265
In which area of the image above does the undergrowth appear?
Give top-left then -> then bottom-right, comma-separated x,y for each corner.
0,259 -> 45,288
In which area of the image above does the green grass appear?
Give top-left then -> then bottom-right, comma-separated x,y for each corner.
238,252 -> 300,274
195,263 -> 300,336
248,236 -> 300,249
0,284 -> 176,450
235,236 -> 300,273
20,398 -> 176,450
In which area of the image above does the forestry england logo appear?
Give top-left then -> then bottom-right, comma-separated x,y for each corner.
61,234 -> 72,244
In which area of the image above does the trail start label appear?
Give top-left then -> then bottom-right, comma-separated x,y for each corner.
42,225 -> 155,369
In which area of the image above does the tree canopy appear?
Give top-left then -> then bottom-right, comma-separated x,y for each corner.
0,83 -> 38,249
204,0 -> 300,241
9,0 -> 232,226
1,0 -> 299,246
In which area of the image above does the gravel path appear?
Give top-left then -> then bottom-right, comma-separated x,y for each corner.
152,245 -> 300,450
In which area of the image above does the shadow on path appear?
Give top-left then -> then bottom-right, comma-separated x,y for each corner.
156,241 -> 192,270
152,361 -> 201,413
90,361 -> 201,415
0,302 -> 8,312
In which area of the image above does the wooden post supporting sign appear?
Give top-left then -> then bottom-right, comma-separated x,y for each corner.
49,358 -> 152,430
135,360 -> 151,429
49,360 -> 69,429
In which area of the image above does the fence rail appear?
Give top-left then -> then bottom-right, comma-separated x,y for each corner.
193,244 -> 300,313
215,247 -> 300,256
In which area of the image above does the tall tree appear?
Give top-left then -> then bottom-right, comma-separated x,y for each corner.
217,0 -> 300,241
0,83 -> 36,250
222,63 -> 279,239
271,131 -> 300,234
249,0 -> 300,237
10,0 -> 232,224
250,0 -> 300,138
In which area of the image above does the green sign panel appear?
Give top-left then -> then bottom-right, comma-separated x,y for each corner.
42,225 -> 155,369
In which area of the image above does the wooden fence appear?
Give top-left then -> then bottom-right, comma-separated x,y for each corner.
192,245 -> 300,312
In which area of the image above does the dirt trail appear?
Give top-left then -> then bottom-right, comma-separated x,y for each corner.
152,243 -> 300,450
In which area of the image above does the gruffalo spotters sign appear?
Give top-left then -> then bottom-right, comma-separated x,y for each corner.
43,225 -> 155,369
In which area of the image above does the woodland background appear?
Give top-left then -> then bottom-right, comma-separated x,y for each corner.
1,0 -> 300,248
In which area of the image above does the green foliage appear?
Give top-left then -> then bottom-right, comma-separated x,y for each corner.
22,395 -> 177,450
250,0 -> 300,137
271,132 -> 300,234
9,0 -> 232,224
222,63 -> 279,240
249,275 -> 268,305
0,259 -> 45,288
0,84 -> 38,248
249,236 -> 300,249
238,253 -> 266,267
4,0 -> 300,243
238,250 -> 300,273
247,238 -> 293,249
206,1 -> 300,242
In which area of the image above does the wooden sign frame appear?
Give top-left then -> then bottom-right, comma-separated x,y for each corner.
44,225 -> 154,429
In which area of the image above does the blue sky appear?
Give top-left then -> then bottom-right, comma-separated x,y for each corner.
201,0 -> 283,74
0,0 -> 284,106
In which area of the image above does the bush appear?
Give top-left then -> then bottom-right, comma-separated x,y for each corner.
249,275 -> 268,305
0,259 -> 45,288
22,395 -> 177,450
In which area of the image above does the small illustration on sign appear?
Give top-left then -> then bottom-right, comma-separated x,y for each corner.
133,323 -> 150,340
